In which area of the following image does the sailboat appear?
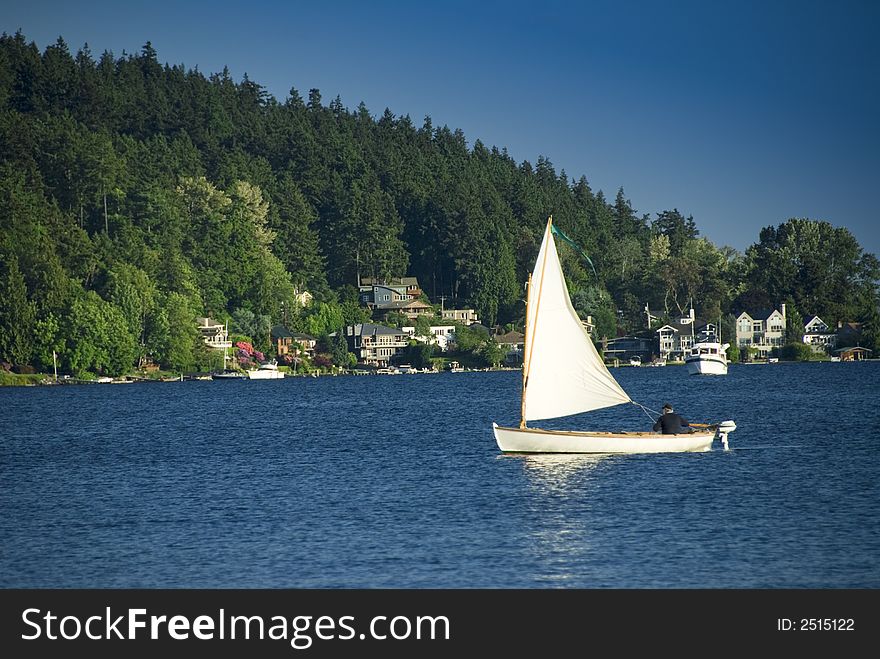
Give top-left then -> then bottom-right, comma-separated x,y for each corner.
492,217 -> 735,454
212,323 -> 247,380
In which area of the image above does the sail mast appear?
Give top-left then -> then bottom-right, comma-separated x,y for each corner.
520,272 -> 532,429
521,216 -> 554,428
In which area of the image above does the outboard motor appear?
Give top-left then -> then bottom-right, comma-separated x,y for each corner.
715,420 -> 737,450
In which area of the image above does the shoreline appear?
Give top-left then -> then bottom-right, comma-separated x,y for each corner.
0,366 -> 523,387
1,360 -> 873,387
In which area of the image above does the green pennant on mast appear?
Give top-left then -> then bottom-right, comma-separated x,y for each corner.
550,224 -> 598,279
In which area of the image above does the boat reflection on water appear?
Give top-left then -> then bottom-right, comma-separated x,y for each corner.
499,452 -> 616,584
499,452 -> 611,494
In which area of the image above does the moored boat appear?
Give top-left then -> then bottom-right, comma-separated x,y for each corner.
685,341 -> 730,375
212,370 -> 247,380
247,360 -> 285,379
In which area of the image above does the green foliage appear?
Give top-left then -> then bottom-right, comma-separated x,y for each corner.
778,342 -> 813,362
412,314 -> 434,337
63,291 -> 138,376
231,307 -> 271,349
858,304 -> 880,352
382,311 -> 408,329
0,252 -> 35,365
0,33 -> 876,379
450,323 -> 483,352
155,292 -> 200,371
328,331 -> 354,367
571,287 -> 617,340
300,301 -> 344,337
477,339 -> 505,367
726,343 -> 740,364
32,313 -> 65,371
402,342 -> 435,369
744,219 -> 879,327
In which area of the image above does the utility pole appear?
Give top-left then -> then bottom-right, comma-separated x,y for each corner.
644,303 -> 657,328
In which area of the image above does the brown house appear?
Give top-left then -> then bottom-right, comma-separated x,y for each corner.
833,346 -> 872,361
271,325 -> 316,358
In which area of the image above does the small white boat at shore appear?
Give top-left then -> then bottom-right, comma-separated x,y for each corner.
247,360 -> 285,379
212,371 -> 247,380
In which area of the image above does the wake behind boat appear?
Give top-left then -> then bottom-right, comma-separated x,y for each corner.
492,217 -> 735,454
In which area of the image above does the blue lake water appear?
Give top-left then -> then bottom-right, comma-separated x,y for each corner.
2,362 -> 879,588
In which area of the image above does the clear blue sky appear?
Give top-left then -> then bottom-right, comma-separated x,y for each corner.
5,0 -> 879,256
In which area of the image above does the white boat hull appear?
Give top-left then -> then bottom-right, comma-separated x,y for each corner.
685,356 -> 728,375
492,423 -> 715,454
247,369 -> 284,379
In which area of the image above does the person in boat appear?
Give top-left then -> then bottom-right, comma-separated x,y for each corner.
653,403 -> 694,434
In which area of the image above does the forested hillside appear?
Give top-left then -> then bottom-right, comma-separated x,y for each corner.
1,33 -> 877,375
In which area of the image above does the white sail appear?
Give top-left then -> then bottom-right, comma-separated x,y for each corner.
522,219 -> 631,421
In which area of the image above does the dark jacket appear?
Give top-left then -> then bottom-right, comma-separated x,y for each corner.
653,412 -> 692,434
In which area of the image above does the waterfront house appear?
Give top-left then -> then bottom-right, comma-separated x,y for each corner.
495,330 -> 525,366
441,308 -> 481,326
359,277 -> 422,306
654,309 -> 715,361
372,298 -> 435,322
360,283 -> 409,306
401,324 -> 456,351
604,331 -> 657,364
735,305 -> 787,358
293,289 -> 314,307
802,315 -> 836,353
195,317 -> 232,351
344,323 -> 410,366
292,333 -> 317,358
833,345 -> 871,361
271,325 -> 316,359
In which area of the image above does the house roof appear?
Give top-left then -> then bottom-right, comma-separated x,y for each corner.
495,331 -> 524,345
833,346 -> 872,354
660,318 -> 710,334
606,335 -> 655,349
375,299 -> 432,311
368,284 -> 406,295
360,276 -> 419,287
739,308 -> 781,321
351,323 -> 406,336
271,325 -> 293,339
292,333 -> 316,342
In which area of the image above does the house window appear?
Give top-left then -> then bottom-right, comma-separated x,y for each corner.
752,321 -> 762,333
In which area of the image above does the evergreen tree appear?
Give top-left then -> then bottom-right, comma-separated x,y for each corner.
0,252 -> 35,365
